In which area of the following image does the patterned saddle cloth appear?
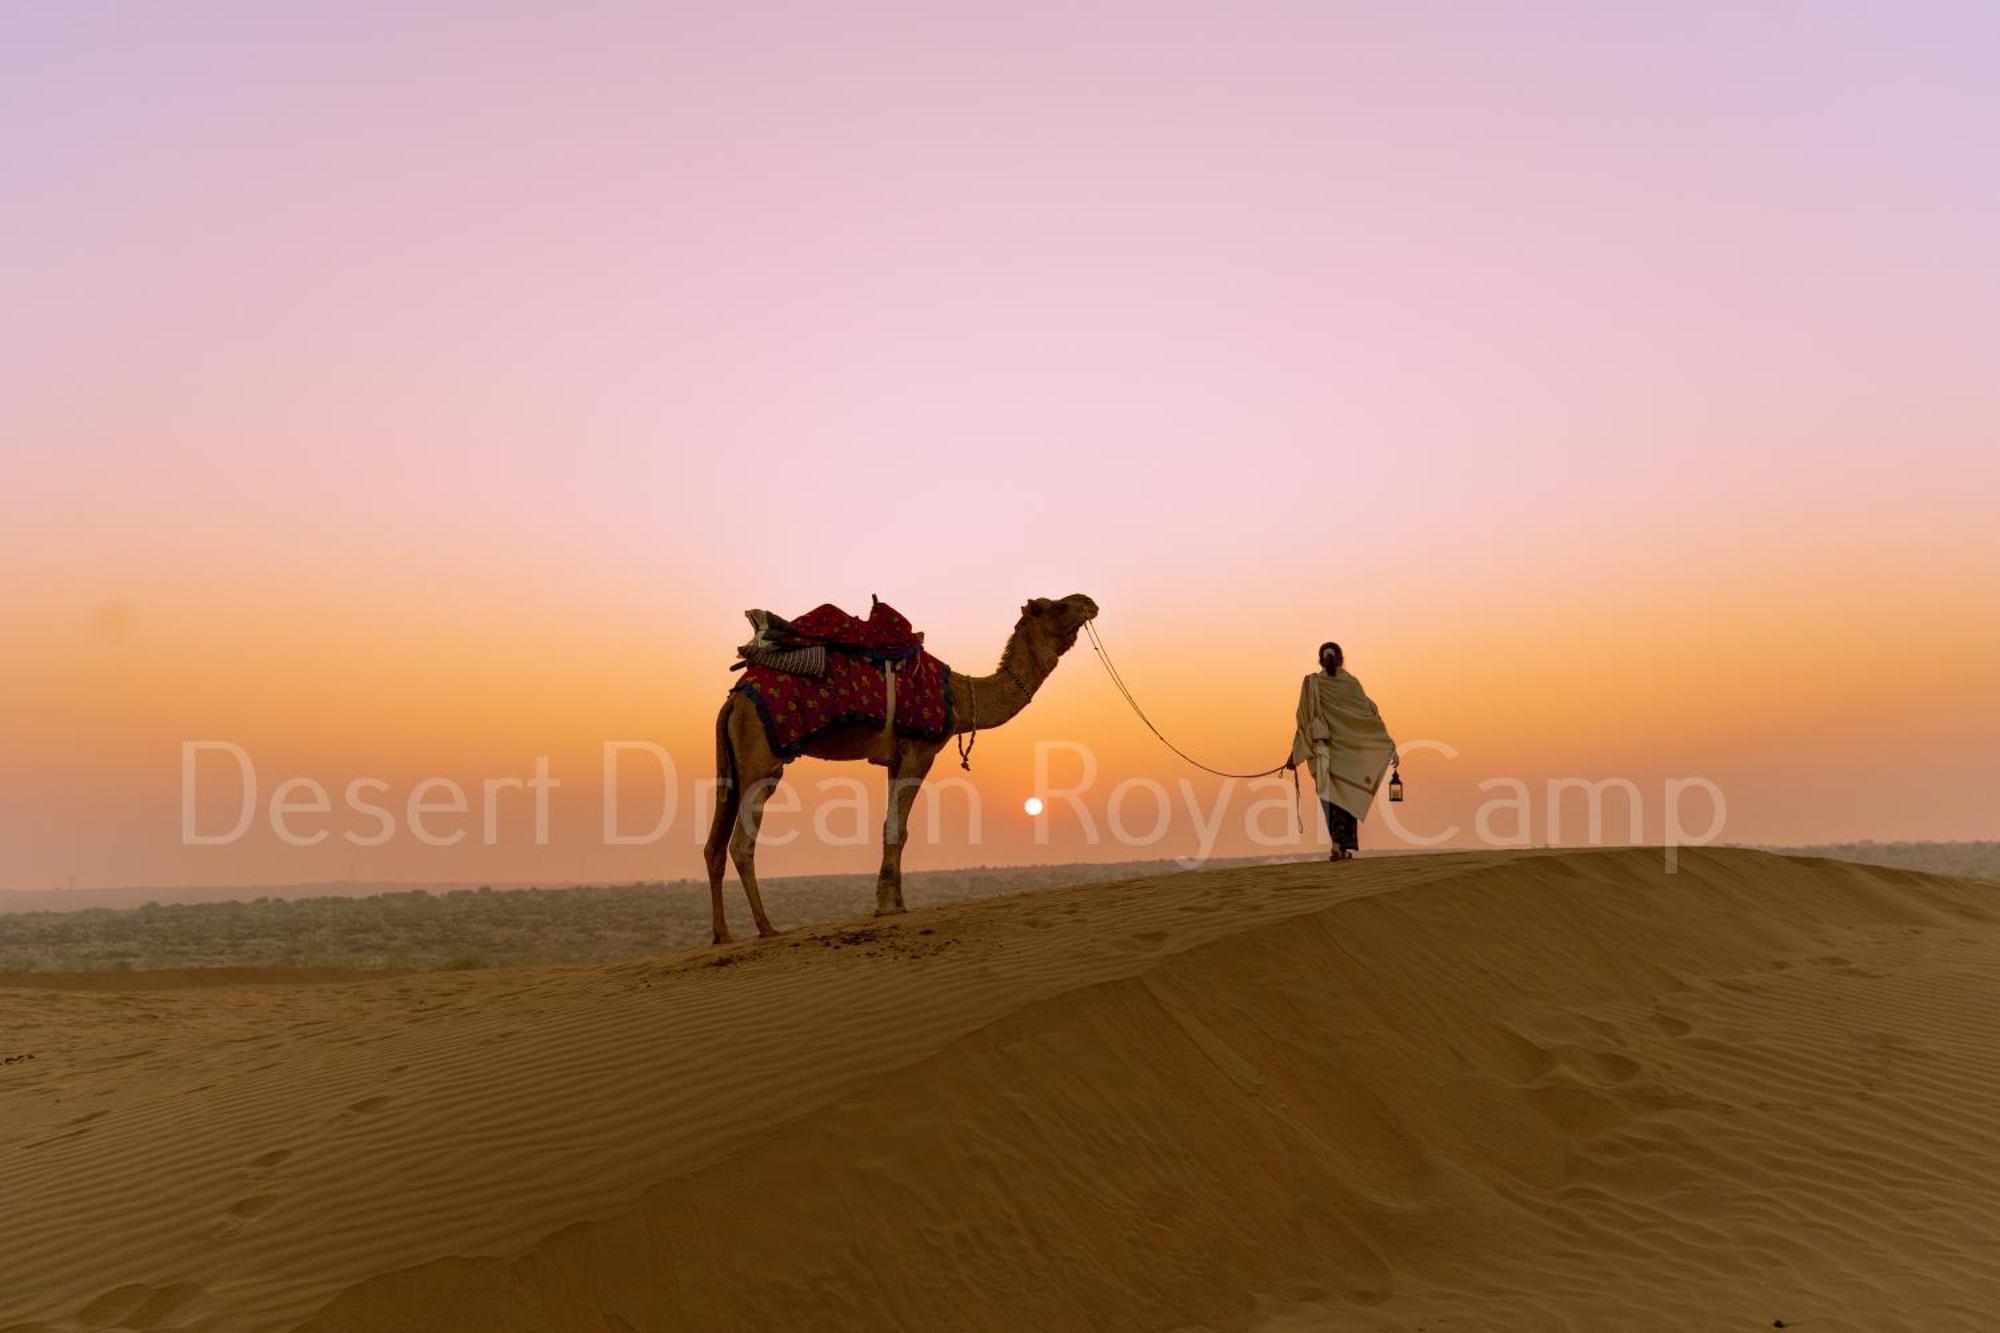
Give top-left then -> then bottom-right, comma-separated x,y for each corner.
731,601 -> 954,758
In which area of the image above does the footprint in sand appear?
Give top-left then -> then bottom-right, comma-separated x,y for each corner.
250,1147 -> 292,1170
1546,1045 -> 1643,1085
1586,1051 -> 1642,1083
211,1192 -> 281,1238
77,1280 -> 201,1329
346,1095 -> 392,1115
226,1193 -> 278,1220
1652,1013 -> 1693,1037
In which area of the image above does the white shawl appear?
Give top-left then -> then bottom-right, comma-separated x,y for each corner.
1290,669 -> 1396,820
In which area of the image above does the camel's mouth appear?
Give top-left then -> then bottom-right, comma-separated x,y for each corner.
1053,597 -> 1099,650
1028,594 -> 1099,643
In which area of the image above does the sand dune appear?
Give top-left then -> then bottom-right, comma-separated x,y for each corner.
3,848 -> 1997,1332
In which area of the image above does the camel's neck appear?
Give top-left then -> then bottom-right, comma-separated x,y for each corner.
953,623 -> 1065,732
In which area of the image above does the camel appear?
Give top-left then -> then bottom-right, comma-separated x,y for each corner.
704,594 -> 1099,944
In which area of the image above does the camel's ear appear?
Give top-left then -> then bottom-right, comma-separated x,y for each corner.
1026,597 -> 1054,615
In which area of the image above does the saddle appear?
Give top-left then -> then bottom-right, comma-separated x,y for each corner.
731,597 -> 926,678
729,598 -> 953,759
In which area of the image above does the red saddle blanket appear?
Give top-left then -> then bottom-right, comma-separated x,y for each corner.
732,603 -> 954,758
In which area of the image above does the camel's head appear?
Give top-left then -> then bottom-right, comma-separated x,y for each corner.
1020,593 -> 1100,653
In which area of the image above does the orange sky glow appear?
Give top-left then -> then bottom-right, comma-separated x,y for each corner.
4,4 -> 1996,891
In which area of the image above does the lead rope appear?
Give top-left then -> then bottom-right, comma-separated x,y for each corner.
957,646 -> 1035,771
1083,621 -> 1303,837
954,670 -> 978,769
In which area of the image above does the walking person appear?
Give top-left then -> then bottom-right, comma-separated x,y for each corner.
1286,641 -> 1397,861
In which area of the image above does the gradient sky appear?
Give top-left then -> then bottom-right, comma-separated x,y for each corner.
4,2 -> 1996,891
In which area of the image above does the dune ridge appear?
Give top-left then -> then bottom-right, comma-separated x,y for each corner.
3,848 -> 1996,1332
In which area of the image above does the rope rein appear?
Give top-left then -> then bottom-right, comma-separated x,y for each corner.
955,618 -> 1305,836
1084,621 -> 1293,780
1084,621 -> 1305,837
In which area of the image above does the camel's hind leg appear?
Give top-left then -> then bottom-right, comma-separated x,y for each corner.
710,697 -> 783,943
703,703 -> 745,945
729,771 -> 783,938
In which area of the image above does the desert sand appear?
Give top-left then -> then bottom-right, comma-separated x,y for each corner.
3,847 -> 1996,1332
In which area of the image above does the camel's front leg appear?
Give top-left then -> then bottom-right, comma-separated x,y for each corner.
877,744 -> 937,915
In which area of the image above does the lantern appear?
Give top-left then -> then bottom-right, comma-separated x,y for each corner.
1387,765 -> 1404,803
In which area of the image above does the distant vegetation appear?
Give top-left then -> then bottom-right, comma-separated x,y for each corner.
1764,840 -> 2000,883
0,858 -> 1289,974
3,844 -> 1992,975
